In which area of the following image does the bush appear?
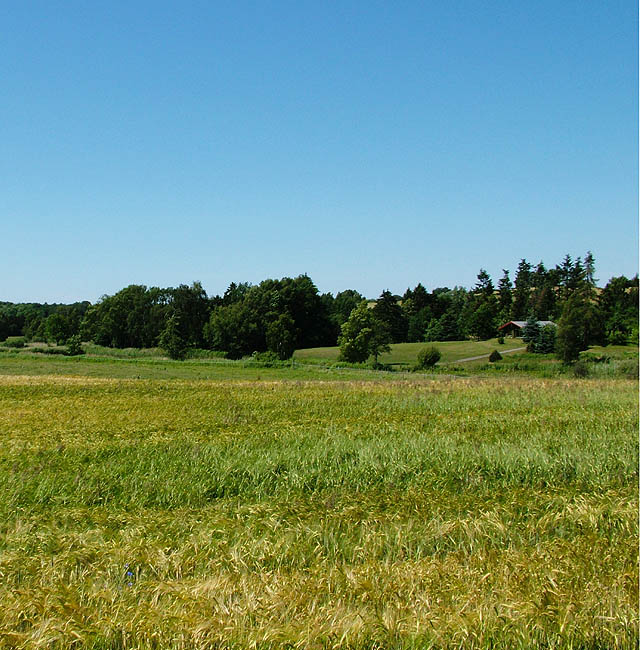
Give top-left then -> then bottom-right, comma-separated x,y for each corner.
619,359 -> 639,380
415,346 -> 441,369
184,348 -> 227,360
572,361 -> 589,378
66,335 -> 85,356
607,330 -> 628,346
31,346 -> 68,355
2,336 -> 26,348
247,351 -> 281,367
581,353 -> 610,364
488,349 -> 502,362
497,335 -> 505,345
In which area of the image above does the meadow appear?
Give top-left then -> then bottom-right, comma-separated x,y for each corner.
293,338 -> 526,367
0,351 -> 637,649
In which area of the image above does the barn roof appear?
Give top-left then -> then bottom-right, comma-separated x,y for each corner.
498,320 -> 556,330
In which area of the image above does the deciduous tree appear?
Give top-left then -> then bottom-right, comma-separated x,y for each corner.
338,301 -> 391,363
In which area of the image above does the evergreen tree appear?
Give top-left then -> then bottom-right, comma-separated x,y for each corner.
511,259 -> 532,319
410,283 -> 430,311
468,301 -> 498,340
534,324 -> 557,354
497,269 -> 513,323
402,283 -> 432,342
474,269 -> 495,296
556,254 -> 589,308
438,307 -> 463,341
465,270 -> 498,340
556,290 -> 590,363
373,290 -> 407,343
222,282 -> 251,305
557,254 -> 573,300
430,287 -> 452,321
521,313 -> 541,344
584,251 -> 597,286
159,314 -> 187,360
407,306 -> 432,342
568,257 -> 586,291
424,317 -> 443,342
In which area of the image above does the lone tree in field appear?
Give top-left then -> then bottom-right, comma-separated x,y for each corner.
338,301 -> 391,363
159,313 -> 187,360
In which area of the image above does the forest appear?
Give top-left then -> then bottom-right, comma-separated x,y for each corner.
1,253 -> 637,361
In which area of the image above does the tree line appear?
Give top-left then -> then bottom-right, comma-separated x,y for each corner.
0,252 -> 637,360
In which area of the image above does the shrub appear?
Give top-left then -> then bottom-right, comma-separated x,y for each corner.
2,336 -> 26,348
619,359 -> 639,380
572,361 -> 589,378
184,348 -> 227,360
31,346 -> 68,355
581,353 -> 610,364
488,349 -> 502,362
607,330 -> 628,346
416,346 -> 441,369
497,335 -> 505,345
247,351 -> 281,367
66,335 -> 85,356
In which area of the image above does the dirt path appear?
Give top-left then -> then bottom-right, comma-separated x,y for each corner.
440,346 -> 527,364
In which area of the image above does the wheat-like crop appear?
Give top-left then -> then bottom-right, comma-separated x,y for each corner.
0,371 -> 636,648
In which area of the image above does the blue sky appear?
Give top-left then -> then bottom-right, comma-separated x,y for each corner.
1,1 -> 637,302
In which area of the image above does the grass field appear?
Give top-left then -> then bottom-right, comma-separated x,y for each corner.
295,338 -> 526,366
0,352 -> 637,649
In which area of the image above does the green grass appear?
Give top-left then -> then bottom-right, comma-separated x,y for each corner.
0,356 -> 637,648
295,338 -> 526,366
0,349 -> 388,382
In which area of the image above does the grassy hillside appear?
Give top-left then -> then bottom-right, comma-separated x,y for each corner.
295,338 -> 526,366
0,357 -> 637,648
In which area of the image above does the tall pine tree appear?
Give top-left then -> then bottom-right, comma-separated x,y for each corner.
511,259 -> 532,320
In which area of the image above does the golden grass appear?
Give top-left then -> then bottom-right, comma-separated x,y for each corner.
0,371 -> 637,648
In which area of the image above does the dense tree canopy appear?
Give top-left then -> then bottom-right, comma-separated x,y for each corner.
1,251 -> 636,359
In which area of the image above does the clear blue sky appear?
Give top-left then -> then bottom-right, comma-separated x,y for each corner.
1,1 -> 637,302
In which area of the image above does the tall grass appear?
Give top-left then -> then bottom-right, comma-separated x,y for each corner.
0,372 -> 636,648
